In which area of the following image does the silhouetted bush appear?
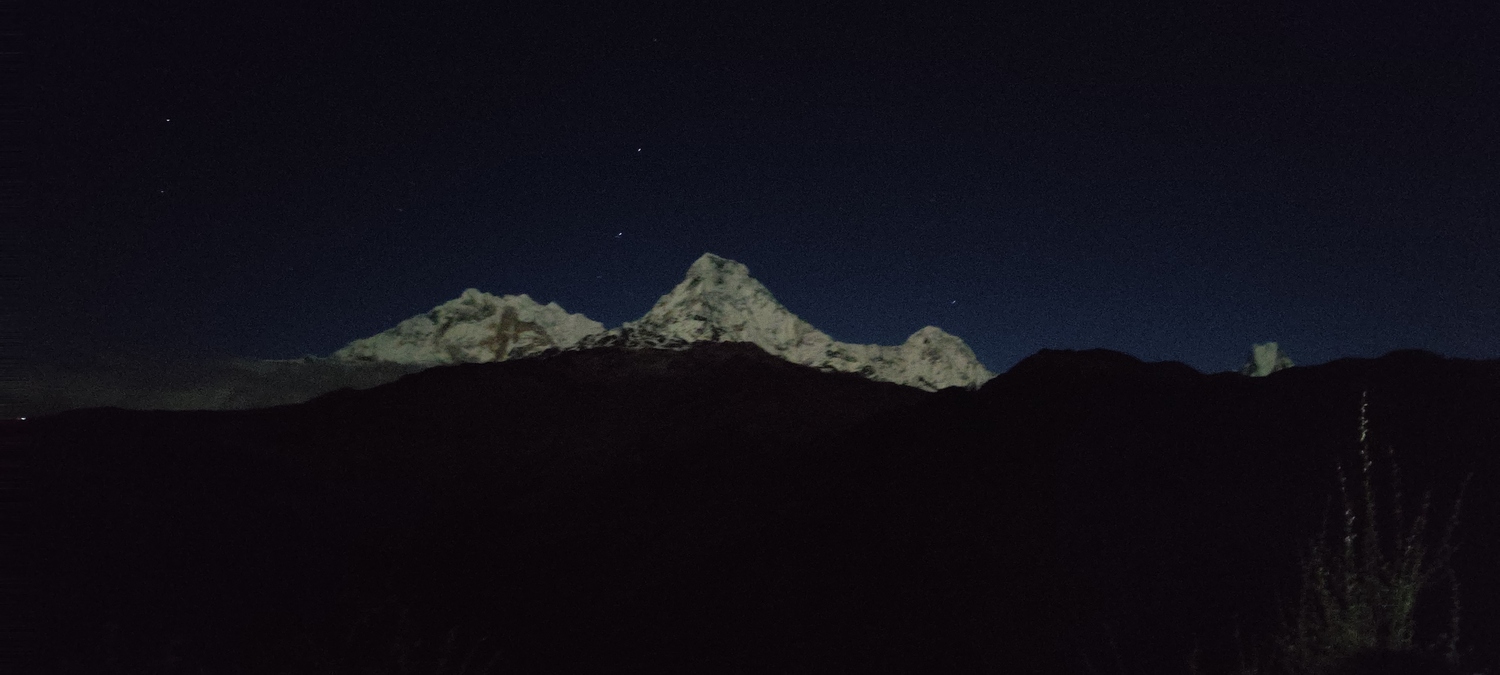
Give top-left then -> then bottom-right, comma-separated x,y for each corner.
1268,393 -> 1470,675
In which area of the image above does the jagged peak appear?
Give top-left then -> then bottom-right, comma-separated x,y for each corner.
333,288 -> 605,365
905,326 -> 958,344
334,253 -> 994,391
638,253 -> 785,324
664,253 -> 767,303
686,252 -> 750,280
448,289 -> 535,306
1241,342 -> 1293,377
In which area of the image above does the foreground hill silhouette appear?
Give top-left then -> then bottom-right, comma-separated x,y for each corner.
20,344 -> 1500,673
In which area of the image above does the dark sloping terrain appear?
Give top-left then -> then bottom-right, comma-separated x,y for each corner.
982,349 -> 1499,673
18,344 -> 1500,673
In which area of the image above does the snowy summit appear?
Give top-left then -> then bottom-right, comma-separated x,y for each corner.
333,290 -> 605,364
1240,342 -> 1294,377
581,254 -> 994,390
333,253 -> 994,391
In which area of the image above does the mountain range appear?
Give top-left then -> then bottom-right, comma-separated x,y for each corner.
9,253 -> 1307,419
332,252 -> 995,391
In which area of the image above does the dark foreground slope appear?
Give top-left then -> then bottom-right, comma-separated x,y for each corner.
18,344 -> 1500,673
981,349 -> 1500,673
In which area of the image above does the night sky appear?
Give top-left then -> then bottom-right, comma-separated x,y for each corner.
27,2 -> 1500,374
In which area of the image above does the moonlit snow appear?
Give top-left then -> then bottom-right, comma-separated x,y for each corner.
577,254 -> 994,390
334,253 -> 995,391
333,290 -> 606,364
1241,341 -> 1294,377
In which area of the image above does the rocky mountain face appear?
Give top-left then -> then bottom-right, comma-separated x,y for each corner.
578,254 -> 994,390
334,253 -> 994,391
332,289 -> 606,364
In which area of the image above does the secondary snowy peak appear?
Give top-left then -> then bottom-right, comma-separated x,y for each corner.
891,325 -> 995,390
1241,341 -> 1294,377
333,289 -> 605,365
580,253 -> 994,391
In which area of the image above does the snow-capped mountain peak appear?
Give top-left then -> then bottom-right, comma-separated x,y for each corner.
332,253 -> 994,390
333,289 -> 605,364
687,251 -> 751,281
621,253 -> 826,348
580,253 -> 994,390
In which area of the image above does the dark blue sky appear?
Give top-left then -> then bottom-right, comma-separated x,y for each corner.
27,1 -> 1499,374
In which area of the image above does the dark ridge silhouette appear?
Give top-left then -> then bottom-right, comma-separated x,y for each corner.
20,345 -> 1500,673
1001,347 -> 1149,379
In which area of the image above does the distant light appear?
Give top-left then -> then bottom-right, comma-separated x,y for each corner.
16,417 -> 23,421
636,148 -> 641,152
165,118 -> 171,122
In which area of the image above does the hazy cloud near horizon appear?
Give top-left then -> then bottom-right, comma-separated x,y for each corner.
4,357 -> 425,418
